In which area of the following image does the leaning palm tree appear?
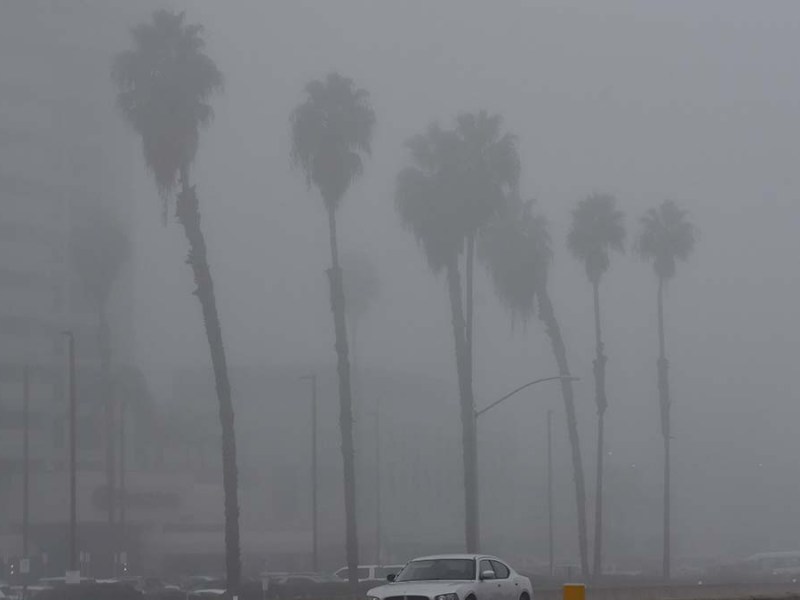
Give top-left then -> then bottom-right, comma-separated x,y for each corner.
71,206 -> 130,548
636,199 -> 696,580
567,193 -> 625,579
112,10 -> 241,591
480,193 -> 590,578
396,112 -> 518,553
291,72 -> 375,584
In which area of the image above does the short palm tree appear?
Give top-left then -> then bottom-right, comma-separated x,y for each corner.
291,72 -> 375,584
71,206 -> 130,548
480,193 -> 590,578
636,199 -> 696,580
567,193 -> 625,578
112,10 -> 241,591
395,112 -> 518,553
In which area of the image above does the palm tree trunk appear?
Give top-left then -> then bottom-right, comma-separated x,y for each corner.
177,166 -> 241,594
657,277 -> 670,580
465,233 -> 475,388
536,286 -> 589,579
325,206 -> 359,585
99,303 -> 117,564
446,260 -> 479,552
592,280 -> 608,579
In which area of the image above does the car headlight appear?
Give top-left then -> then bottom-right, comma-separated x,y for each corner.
435,594 -> 458,600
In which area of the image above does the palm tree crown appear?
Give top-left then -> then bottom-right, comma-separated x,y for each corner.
567,193 -> 625,284
112,9 -> 222,211
395,111 -> 520,274
636,200 -> 696,280
291,72 -> 375,211
479,193 -> 552,323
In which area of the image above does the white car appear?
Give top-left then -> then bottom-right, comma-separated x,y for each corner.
367,554 -> 532,600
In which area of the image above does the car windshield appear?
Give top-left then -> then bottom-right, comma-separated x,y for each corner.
395,559 -> 475,582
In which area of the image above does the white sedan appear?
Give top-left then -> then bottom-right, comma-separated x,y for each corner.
367,554 -> 532,600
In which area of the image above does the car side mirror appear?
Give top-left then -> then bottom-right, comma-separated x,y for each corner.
480,570 -> 496,581
387,574 -> 396,583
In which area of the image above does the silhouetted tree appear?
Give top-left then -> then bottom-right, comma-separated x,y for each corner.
636,199 -> 696,580
480,193 -> 589,577
71,207 -> 129,550
291,72 -> 375,584
395,112 -> 518,552
567,193 -> 625,578
112,10 -> 241,591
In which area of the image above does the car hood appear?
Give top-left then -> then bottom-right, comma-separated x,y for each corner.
368,580 -> 474,598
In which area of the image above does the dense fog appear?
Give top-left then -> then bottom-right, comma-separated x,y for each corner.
2,0 -> 800,584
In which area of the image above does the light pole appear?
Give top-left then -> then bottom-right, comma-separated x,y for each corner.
23,366 -> 30,598
299,374 -> 318,572
547,409 -> 554,577
373,398 -> 382,565
473,375 -> 579,551
62,331 -> 78,577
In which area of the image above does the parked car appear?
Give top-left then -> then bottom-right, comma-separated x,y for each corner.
367,554 -> 533,600
334,565 -> 405,583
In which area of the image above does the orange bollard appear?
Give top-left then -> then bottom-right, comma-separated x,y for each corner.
563,583 -> 586,600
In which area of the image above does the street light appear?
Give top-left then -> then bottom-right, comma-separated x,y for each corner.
61,331 -> 78,578
299,374 -> 318,572
473,375 -> 579,552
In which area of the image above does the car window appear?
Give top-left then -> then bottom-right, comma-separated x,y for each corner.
479,560 -> 494,577
375,567 -> 400,578
334,569 -> 347,580
357,568 -> 370,580
490,561 -> 510,579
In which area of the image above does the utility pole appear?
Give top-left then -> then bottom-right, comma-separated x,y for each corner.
119,397 -> 127,573
547,409 -> 554,577
300,374 -> 318,572
23,366 -> 30,598
374,397 -> 381,565
63,331 -> 78,576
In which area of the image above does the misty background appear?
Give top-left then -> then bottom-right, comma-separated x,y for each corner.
4,0 -> 800,574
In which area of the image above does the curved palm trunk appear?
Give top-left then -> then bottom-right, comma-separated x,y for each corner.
657,277 -> 671,580
591,280 -> 608,580
325,206 -> 359,585
446,260 -> 479,553
177,167 -> 241,594
99,305 -> 116,571
536,286 -> 589,579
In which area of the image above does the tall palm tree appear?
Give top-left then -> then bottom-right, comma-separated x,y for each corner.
291,72 -> 375,584
395,112 -> 518,553
567,193 -> 625,579
636,199 -> 696,580
112,10 -> 241,591
71,207 -> 130,553
480,193 -> 590,577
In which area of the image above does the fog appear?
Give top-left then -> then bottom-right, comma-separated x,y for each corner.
2,0 -> 800,580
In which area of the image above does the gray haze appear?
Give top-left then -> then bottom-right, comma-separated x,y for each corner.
4,0 -> 800,574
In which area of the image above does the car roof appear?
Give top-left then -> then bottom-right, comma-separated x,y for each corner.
410,554 -> 503,562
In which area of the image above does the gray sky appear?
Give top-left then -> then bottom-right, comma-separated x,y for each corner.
116,1 -> 800,560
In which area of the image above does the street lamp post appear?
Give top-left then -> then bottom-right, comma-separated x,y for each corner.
23,366 -> 30,599
473,375 -> 579,552
62,331 -> 78,577
299,375 -> 318,572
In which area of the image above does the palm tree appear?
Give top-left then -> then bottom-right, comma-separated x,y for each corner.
567,193 -> 625,579
636,200 -> 696,580
341,249 -> 380,556
291,72 -> 375,584
70,206 -> 130,554
480,193 -> 590,578
395,112 -> 518,553
112,10 -> 241,591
